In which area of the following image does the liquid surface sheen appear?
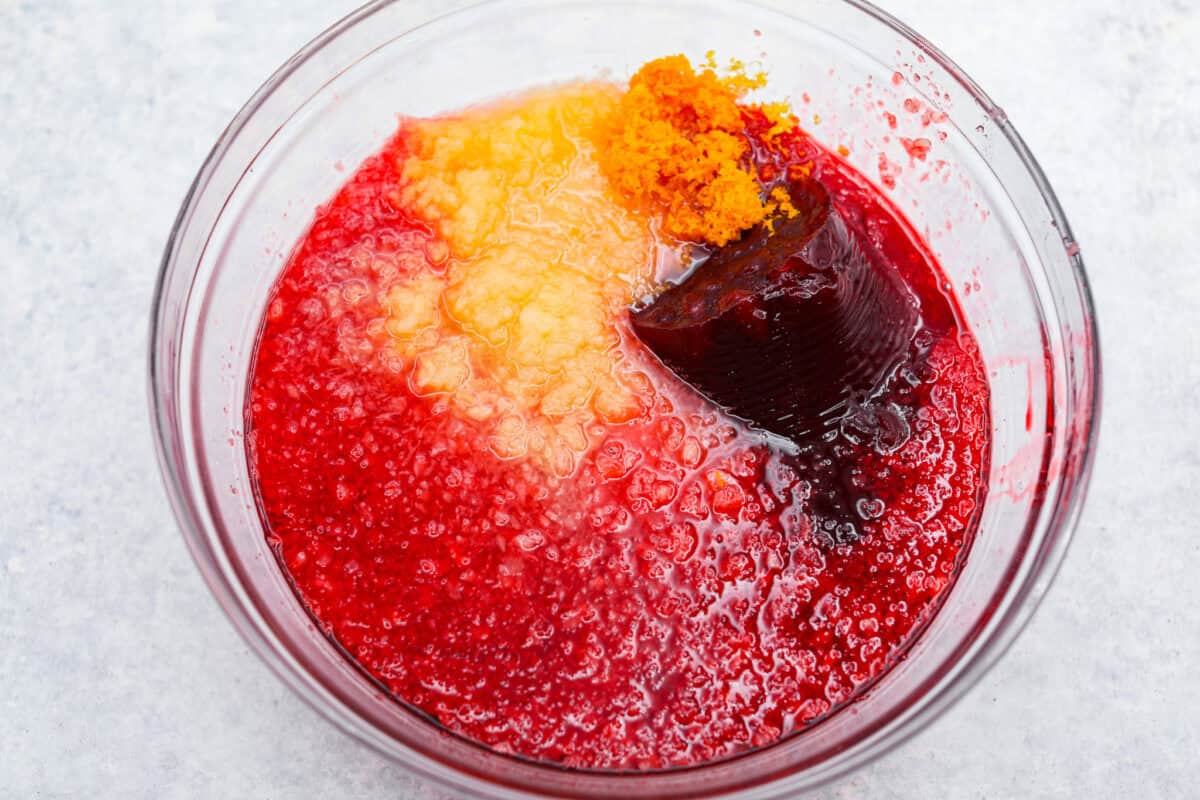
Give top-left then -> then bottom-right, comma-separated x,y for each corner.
247,79 -> 990,769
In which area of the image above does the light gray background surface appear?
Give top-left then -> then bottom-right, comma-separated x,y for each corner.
2,1 -> 1195,797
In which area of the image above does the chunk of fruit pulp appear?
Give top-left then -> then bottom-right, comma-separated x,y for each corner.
631,179 -> 919,444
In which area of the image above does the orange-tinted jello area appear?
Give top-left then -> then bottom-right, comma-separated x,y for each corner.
247,57 -> 989,768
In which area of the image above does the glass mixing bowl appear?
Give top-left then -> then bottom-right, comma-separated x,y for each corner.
148,1 -> 1100,796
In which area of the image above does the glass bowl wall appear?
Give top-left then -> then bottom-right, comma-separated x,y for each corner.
149,1 -> 1100,797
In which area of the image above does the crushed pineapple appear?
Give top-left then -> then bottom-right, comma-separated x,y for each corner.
386,84 -> 660,474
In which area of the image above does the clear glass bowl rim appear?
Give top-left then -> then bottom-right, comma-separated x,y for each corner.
148,0 -> 1102,796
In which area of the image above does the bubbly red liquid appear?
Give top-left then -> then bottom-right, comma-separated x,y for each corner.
247,120 -> 989,769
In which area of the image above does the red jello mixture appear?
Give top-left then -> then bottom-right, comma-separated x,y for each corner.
247,60 -> 989,769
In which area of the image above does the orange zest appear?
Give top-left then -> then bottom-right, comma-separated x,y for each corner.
595,54 -> 796,246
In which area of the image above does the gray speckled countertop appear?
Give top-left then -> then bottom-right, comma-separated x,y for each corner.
2,1 -> 1196,797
